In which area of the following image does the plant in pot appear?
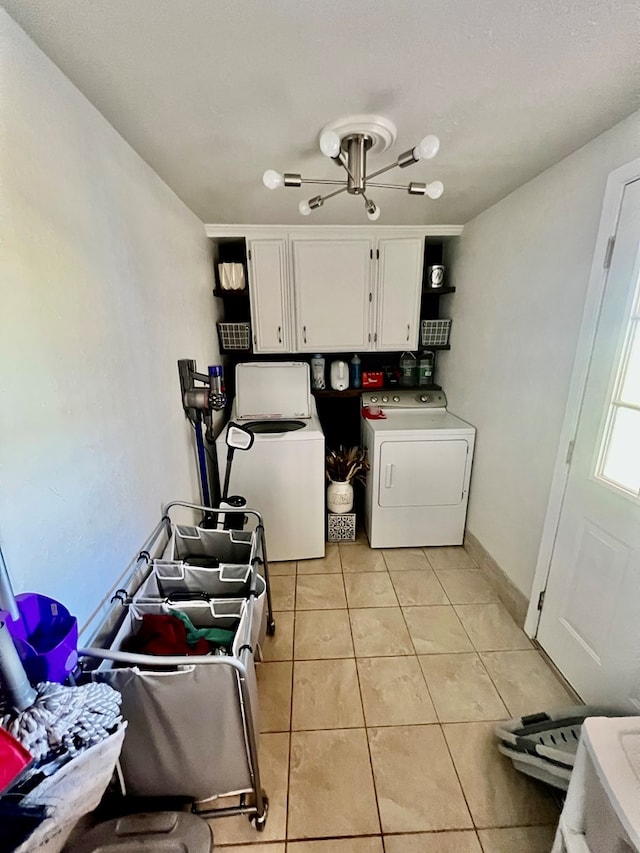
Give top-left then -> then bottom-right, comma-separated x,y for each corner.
326,446 -> 369,514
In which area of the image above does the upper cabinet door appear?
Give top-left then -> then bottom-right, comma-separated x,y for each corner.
292,239 -> 372,352
375,237 -> 423,351
248,239 -> 289,353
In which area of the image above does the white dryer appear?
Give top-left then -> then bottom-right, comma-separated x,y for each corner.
216,362 -> 325,561
361,389 -> 475,548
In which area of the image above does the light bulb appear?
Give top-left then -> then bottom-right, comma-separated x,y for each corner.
319,130 -> 341,159
426,180 -> 444,199
366,202 -> 381,221
413,134 -> 440,161
262,169 -> 284,190
299,200 -> 312,216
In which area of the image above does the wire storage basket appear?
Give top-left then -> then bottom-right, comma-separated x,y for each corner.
217,322 -> 251,351
421,319 -> 451,347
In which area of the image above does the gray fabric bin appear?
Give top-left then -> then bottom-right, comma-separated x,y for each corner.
152,558 -> 251,597
137,568 -> 267,651
93,598 -> 259,801
166,525 -> 256,567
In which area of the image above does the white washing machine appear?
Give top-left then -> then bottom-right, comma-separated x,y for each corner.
216,362 -> 325,562
361,389 -> 475,548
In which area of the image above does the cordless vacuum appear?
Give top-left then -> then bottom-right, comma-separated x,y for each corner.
177,360 -> 254,529
177,359 -> 227,510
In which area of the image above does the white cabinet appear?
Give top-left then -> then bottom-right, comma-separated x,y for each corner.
248,238 -> 290,353
208,227 -> 441,355
292,238 -> 373,352
374,237 -> 423,351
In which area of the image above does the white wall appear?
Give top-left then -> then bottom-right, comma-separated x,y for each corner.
0,12 -> 223,628
439,109 -> 640,598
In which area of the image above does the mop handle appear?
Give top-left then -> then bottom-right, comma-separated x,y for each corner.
0,547 -> 19,621
0,621 -> 36,711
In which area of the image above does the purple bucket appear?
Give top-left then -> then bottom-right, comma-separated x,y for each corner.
1,593 -> 78,684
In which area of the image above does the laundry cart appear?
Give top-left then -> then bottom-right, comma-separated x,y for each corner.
78,504 -> 275,831
161,500 -> 276,642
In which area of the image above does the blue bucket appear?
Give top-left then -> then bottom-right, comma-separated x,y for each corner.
1,593 -> 78,684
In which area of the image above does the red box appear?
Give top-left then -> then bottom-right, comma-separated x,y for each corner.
362,371 -> 384,389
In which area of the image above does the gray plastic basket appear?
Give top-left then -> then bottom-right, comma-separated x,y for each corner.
495,705 -> 626,791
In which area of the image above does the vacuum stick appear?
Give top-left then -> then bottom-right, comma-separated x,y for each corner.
194,420 -> 212,508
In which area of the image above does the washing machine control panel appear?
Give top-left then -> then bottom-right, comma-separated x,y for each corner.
361,390 -> 447,409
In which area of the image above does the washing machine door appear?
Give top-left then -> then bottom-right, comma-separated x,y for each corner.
378,438 -> 470,507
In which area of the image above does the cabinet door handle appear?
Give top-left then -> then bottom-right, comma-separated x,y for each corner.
303,325 -> 307,344
406,323 -> 410,341
384,463 -> 394,489
277,325 -> 282,343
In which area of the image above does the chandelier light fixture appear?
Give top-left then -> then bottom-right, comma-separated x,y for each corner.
262,114 -> 443,220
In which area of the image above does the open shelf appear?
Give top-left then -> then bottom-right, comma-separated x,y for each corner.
313,384 -> 443,397
312,389 -> 363,398
422,286 -> 456,296
212,288 -> 249,299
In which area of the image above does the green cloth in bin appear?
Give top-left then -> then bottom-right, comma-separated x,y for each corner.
172,610 -> 235,650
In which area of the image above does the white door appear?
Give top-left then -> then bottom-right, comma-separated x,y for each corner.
248,238 -> 289,352
537,178 -> 640,709
375,237 -> 423,350
291,238 -> 372,352
378,438 -> 469,507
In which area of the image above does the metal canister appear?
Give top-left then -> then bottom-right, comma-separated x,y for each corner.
426,265 -> 445,289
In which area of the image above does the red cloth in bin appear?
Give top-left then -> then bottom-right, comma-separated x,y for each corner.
128,614 -> 211,656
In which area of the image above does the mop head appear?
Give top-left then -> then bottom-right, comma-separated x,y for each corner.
0,681 -> 122,762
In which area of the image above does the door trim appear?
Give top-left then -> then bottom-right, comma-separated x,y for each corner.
525,157 -> 640,638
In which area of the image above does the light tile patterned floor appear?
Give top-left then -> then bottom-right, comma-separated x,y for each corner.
212,541 -> 573,851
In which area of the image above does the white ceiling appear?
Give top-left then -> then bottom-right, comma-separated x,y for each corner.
3,0 -> 638,225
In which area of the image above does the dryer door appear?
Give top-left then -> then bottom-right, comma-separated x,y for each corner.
378,438 -> 469,507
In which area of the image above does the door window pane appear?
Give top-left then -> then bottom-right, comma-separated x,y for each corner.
601,407 -> 640,495
596,262 -> 640,499
620,322 -> 640,405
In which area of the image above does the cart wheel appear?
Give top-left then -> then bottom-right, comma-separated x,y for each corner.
251,793 -> 269,831
267,620 -> 276,636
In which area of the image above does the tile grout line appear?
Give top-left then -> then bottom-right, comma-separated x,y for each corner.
394,550 -> 518,720
383,554 -> 481,834
283,559 -> 298,843
410,549 -> 489,834
475,650 -> 517,719
344,560 -> 386,844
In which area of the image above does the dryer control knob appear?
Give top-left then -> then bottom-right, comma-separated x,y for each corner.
382,396 -> 389,403
419,394 -> 431,403
393,395 -> 400,402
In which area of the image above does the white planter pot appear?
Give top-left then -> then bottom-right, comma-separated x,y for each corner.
327,479 -> 354,514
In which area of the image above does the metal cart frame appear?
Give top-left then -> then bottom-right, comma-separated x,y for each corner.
162,501 -> 275,639
77,502 -> 276,831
